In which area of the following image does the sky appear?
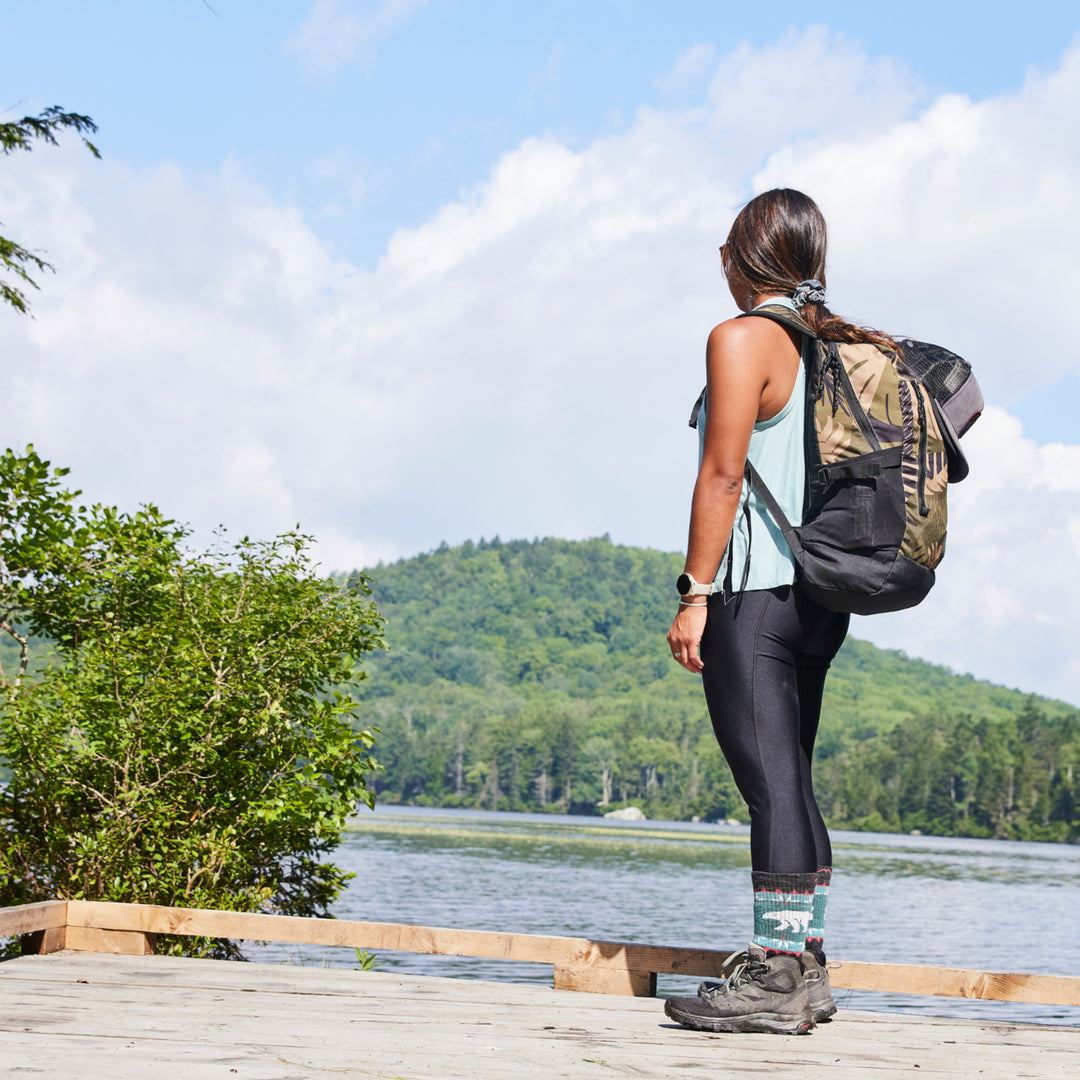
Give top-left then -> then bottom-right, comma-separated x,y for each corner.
3,1 -> 1080,704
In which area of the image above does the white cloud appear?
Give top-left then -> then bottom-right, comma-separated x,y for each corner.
4,29 -> 1080,703
1035,443 -> 1080,491
310,528 -> 399,576
655,44 -> 716,100
310,147 -> 350,180
522,43 -> 566,111
284,0 -> 429,77
753,43 -> 1080,403
704,26 -> 921,147
221,443 -> 295,518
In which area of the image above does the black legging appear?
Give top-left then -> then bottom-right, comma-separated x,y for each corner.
699,583 -> 849,873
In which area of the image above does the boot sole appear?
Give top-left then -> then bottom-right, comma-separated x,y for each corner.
664,997 -> 815,1035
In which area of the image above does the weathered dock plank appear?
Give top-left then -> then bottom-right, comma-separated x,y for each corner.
1,951 -> 1075,1080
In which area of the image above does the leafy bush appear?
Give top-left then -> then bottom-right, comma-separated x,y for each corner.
1,448 -> 384,956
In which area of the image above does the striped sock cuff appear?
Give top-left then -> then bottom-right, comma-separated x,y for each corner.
806,866 -> 831,946
751,871 -> 818,956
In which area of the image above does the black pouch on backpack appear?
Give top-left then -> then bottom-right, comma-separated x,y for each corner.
749,449 -> 934,615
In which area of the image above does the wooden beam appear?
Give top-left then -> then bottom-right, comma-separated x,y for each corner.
66,901 -> 601,962
0,901 -> 67,938
65,926 -> 156,956
24,901 -> 1080,1006
828,960 -> 1080,1006
554,965 -> 657,996
19,926 -> 67,955
623,943 -> 733,980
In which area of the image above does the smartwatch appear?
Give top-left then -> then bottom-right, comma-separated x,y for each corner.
676,572 -> 715,597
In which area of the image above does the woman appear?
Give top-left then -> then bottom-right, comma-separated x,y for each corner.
663,189 -> 889,1035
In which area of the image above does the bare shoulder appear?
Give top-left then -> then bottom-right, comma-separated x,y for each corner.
706,314 -> 789,362
706,316 -> 753,349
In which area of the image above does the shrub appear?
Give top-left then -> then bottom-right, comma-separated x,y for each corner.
1,448 -> 384,956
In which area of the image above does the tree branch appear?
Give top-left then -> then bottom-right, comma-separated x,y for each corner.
1,106 -> 99,314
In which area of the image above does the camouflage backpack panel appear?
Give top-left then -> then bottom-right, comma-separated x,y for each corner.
814,339 -> 949,569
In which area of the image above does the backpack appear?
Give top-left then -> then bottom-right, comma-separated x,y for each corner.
691,305 -> 982,615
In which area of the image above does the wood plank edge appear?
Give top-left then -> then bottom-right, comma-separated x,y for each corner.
0,901 -> 67,937
830,960 -> 1080,1006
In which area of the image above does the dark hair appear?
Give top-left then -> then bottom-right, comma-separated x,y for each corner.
722,188 -> 890,347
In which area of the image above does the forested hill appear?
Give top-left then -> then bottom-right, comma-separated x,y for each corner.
354,537 -> 1080,842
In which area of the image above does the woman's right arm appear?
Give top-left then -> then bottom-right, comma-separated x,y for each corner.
666,319 -> 773,673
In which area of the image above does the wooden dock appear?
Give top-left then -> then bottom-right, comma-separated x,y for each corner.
2,949 -> 1077,1079
2,900 -> 1077,1078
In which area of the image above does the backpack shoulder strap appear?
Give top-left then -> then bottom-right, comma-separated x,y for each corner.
736,303 -> 816,338
688,386 -> 706,429
737,308 -> 824,530
745,461 -> 804,560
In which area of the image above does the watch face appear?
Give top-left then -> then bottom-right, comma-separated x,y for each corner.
676,573 -> 692,596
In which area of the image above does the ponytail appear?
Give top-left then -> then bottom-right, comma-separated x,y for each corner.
799,302 -> 896,350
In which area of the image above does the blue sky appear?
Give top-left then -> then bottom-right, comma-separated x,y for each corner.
3,2 -> 1080,702
6,2 -> 1076,269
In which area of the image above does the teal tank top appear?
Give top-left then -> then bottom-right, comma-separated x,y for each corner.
696,297 -> 806,593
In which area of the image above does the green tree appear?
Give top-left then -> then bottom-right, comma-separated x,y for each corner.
0,448 -> 385,956
342,535 -> 1079,837
1,106 -> 99,314
0,447 -> 81,683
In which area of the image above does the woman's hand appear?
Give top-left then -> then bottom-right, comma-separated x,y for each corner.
667,601 -> 709,673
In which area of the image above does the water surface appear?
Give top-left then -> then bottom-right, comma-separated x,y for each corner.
254,805 -> 1080,1026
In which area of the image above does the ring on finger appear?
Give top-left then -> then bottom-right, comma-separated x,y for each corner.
673,651 -> 681,659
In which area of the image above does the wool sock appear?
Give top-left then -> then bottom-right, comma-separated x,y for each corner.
805,866 -> 831,962
751,870 -> 818,957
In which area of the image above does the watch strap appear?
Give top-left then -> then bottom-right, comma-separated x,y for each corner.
678,572 -> 716,596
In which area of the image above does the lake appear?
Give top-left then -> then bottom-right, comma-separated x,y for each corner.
252,805 -> 1080,1027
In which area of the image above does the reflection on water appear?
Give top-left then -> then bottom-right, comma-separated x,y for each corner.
250,805 -> 1080,1027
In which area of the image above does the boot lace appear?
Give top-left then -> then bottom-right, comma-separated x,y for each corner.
700,949 -> 770,999
724,949 -> 770,989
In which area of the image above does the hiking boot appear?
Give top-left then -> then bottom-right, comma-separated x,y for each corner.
698,950 -> 836,1025
665,945 -> 814,1035
799,950 -> 836,1023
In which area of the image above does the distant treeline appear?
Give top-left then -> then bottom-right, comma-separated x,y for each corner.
354,537 -> 1080,843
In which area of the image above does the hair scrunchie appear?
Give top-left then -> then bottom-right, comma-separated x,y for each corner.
791,279 -> 826,309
